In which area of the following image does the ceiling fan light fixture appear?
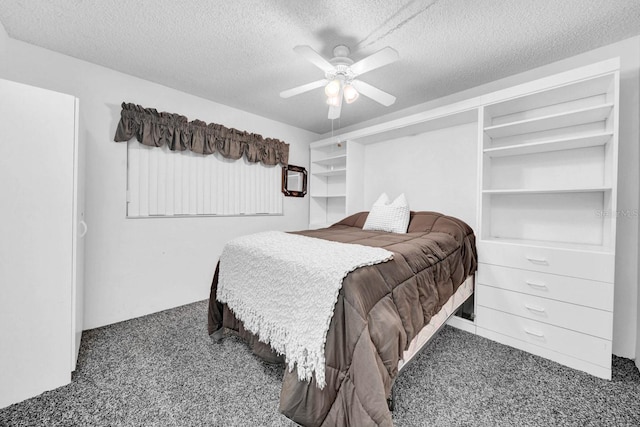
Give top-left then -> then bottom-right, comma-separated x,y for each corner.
282,44 -> 399,119
324,79 -> 341,97
326,95 -> 341,106
343,84 -> 359,104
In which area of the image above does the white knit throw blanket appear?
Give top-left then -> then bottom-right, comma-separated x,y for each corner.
216,231 -> 393,389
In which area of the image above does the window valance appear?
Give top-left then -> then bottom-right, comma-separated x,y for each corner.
113,102 -> 289,166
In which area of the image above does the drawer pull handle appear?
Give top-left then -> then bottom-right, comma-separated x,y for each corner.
526,256 -> 548,265
525,304 -> 546,313
524,328 -> 544,338
525,280 -> 547,289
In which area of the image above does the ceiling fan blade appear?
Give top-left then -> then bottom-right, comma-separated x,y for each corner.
328,90 -> 343,120
351,80 -> 396,106
294,45 -> 335,73
350,47 -> 399,76
280,79 -> 327,98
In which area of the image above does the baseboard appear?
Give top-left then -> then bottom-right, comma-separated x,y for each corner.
447,315 -> 477,334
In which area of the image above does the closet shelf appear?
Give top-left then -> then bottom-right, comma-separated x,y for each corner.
312,168 -> 347,177
482,187 -> 612,195
483,132 -> 613,158
312,154 -> 347,166
479,237 -> 615,254
484,104 -> 613,139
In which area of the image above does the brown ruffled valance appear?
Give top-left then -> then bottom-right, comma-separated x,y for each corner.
113,103 -> 289,166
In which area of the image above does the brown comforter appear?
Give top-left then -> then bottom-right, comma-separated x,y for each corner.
208,211 -> 477,426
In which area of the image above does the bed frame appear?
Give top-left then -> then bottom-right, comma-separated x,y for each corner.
388,275 -> 475,410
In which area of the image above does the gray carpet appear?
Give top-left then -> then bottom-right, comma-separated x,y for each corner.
1,300 -> 639,427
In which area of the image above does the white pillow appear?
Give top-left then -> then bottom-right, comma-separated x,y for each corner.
363,193 -> 410,234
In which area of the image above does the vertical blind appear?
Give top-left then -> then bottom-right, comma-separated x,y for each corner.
127,141 -> 283,217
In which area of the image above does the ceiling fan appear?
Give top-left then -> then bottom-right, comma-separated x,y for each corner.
279,45 -> 399,120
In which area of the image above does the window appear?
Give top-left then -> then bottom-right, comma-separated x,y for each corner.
126,141 -> 282,217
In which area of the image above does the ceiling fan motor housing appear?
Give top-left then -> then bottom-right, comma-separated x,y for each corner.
327,45 -> 356,81
326,65 -> 355,82
332,45 -> 351,58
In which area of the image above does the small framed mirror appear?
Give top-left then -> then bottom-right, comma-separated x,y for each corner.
282,164 -> 307,197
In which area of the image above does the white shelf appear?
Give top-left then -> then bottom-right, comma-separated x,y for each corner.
312,154 -> 347,166
484,103 -> 613,139
310,108 -> 479,147
482,187 -> 612,195
309,140 -> 364,227
484,74 -> 614,119
479,67 -> 618,271
312,168 -> 347,177
479,237 -> 614,254
484,132 -> 613,157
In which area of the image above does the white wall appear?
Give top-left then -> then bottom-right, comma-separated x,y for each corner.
344,37 -> 640,358
0,38 -> 318,329
0,19 -> 7,56
363,123 -> 478,230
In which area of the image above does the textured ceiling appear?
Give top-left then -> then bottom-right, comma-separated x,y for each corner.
1,0 -> 639,134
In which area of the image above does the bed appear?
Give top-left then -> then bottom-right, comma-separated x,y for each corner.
208,211 -> 477,426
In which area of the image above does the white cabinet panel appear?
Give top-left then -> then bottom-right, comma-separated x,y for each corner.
477,240 -> 615,283
71,98 -> 85,370
0,79 -> 82,408
476,306 -> 612,368
477,284 -> 613,339
477,263 -> 613,311
476,61 -> 619,380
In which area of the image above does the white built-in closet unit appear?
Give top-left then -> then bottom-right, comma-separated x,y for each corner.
309,141 -> 364,228
0,78 -> 85,408
309,58 -> 619,379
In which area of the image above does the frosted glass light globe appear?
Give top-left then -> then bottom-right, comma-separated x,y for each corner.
324,79 -> 341,97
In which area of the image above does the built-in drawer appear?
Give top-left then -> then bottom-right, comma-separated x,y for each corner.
477,240 -> 614,283
477,284 -> 613,339
477,263 -> 613,311
476,306 -> 611,367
